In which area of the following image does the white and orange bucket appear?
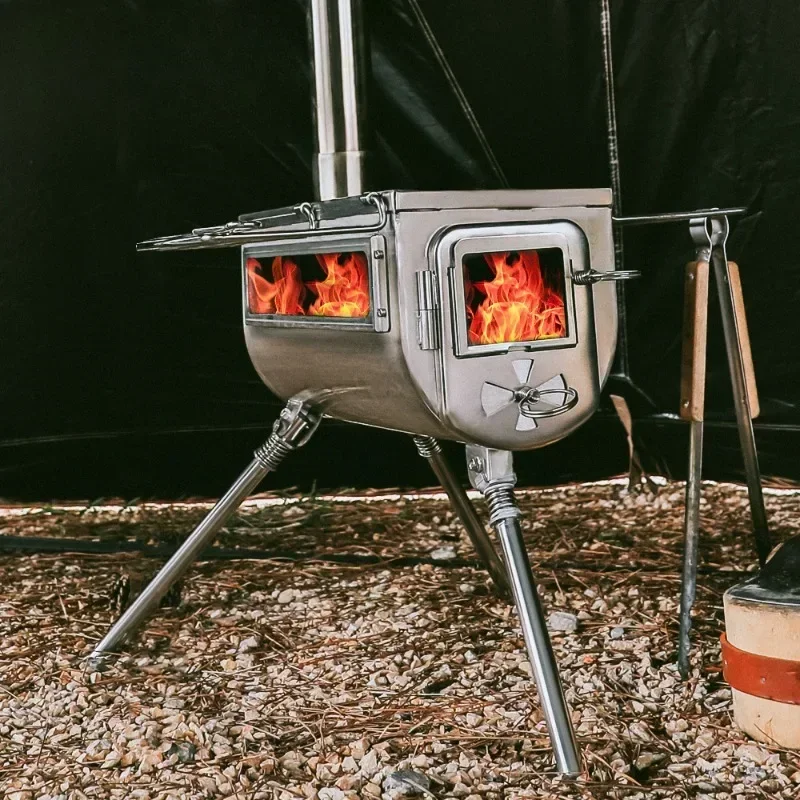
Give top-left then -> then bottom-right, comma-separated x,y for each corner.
723,578 -> 800,748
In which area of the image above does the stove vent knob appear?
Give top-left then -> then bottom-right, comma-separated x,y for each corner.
480,360 -> 578,430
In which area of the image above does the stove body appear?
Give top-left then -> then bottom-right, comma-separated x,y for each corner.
242,188 -> 616,450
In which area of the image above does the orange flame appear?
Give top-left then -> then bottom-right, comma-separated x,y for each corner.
308,252 -> 370,317
467,251 -> 566,345
246,256 -> 306,315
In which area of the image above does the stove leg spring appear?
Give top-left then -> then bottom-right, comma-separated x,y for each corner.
466,445 -> 582,777
86,392 -> 323,671
412,435 -> 511,600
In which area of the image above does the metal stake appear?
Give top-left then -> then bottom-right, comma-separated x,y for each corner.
466,445 -> 581,777
676,256 -> 709,677
412,435 -> 511,599
678,420 -> 703,678
87,392 -> 323,670
690,216 -> 771,565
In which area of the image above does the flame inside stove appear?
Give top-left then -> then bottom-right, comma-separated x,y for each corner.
466,250 -> 566,345
246,252 -> 370,318
247,256 -> 305,315
309,252 -> 370,317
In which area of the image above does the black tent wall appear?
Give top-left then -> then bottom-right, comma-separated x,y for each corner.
1,0 -> 797,500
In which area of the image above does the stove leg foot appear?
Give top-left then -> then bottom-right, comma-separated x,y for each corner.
86,392 -> 323,671
412,435 -> 511,600
466,445 -> 581,777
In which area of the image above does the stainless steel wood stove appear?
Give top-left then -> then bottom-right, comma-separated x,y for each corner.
87,0 -> 643,778
241,189 -> 619,450
144,188 -> 621,450
91,190 -> 631,776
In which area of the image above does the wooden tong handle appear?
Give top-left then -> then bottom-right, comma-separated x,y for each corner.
728,262 -> 760,419
680,262 -> 709,422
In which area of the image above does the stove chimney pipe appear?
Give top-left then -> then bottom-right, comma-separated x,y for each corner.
309,0 -> 368,200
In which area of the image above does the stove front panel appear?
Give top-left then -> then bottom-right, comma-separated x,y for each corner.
434,221 -> 600,450
393,198 -> 615,450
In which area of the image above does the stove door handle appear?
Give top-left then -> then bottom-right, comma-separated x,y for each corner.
573,269 -> 640,285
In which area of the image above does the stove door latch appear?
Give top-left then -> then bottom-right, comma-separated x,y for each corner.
415,270 -> 441,351
573,268 -> 641,285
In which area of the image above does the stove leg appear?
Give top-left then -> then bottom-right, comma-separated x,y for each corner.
466,445 -> 581,777
87,393 -> 323,670
412,435 -> 511,600
678,420 -> 703,679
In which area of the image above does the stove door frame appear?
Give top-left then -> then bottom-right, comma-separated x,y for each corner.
446,228 -> 579,357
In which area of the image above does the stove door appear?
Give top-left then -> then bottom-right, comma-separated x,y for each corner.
434,221 -> 601,450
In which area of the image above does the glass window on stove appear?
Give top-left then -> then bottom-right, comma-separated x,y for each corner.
462,248 -> 567,345
246,251 -> 371,319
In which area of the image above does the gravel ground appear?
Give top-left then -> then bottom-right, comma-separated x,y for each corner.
0,480 -> 799,800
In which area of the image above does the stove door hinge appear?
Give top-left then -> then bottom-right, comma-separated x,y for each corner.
415,270 -> 441,351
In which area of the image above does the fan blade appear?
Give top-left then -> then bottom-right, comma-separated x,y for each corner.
481,382 -> 515,416
512,359 -> 534,385
515,413 -> 538,431
533,374 -> 567,407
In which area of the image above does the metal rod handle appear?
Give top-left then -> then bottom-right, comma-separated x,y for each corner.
705,226 -> 770,564
136,193 -> 387,253
677,257 -> 709,677
614,207 -> 747,227
572,269 -> 640,285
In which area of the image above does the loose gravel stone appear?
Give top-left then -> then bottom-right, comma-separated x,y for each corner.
382,770 -> 431,798
0,480 -> 797,799
547,611 -> 578,633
